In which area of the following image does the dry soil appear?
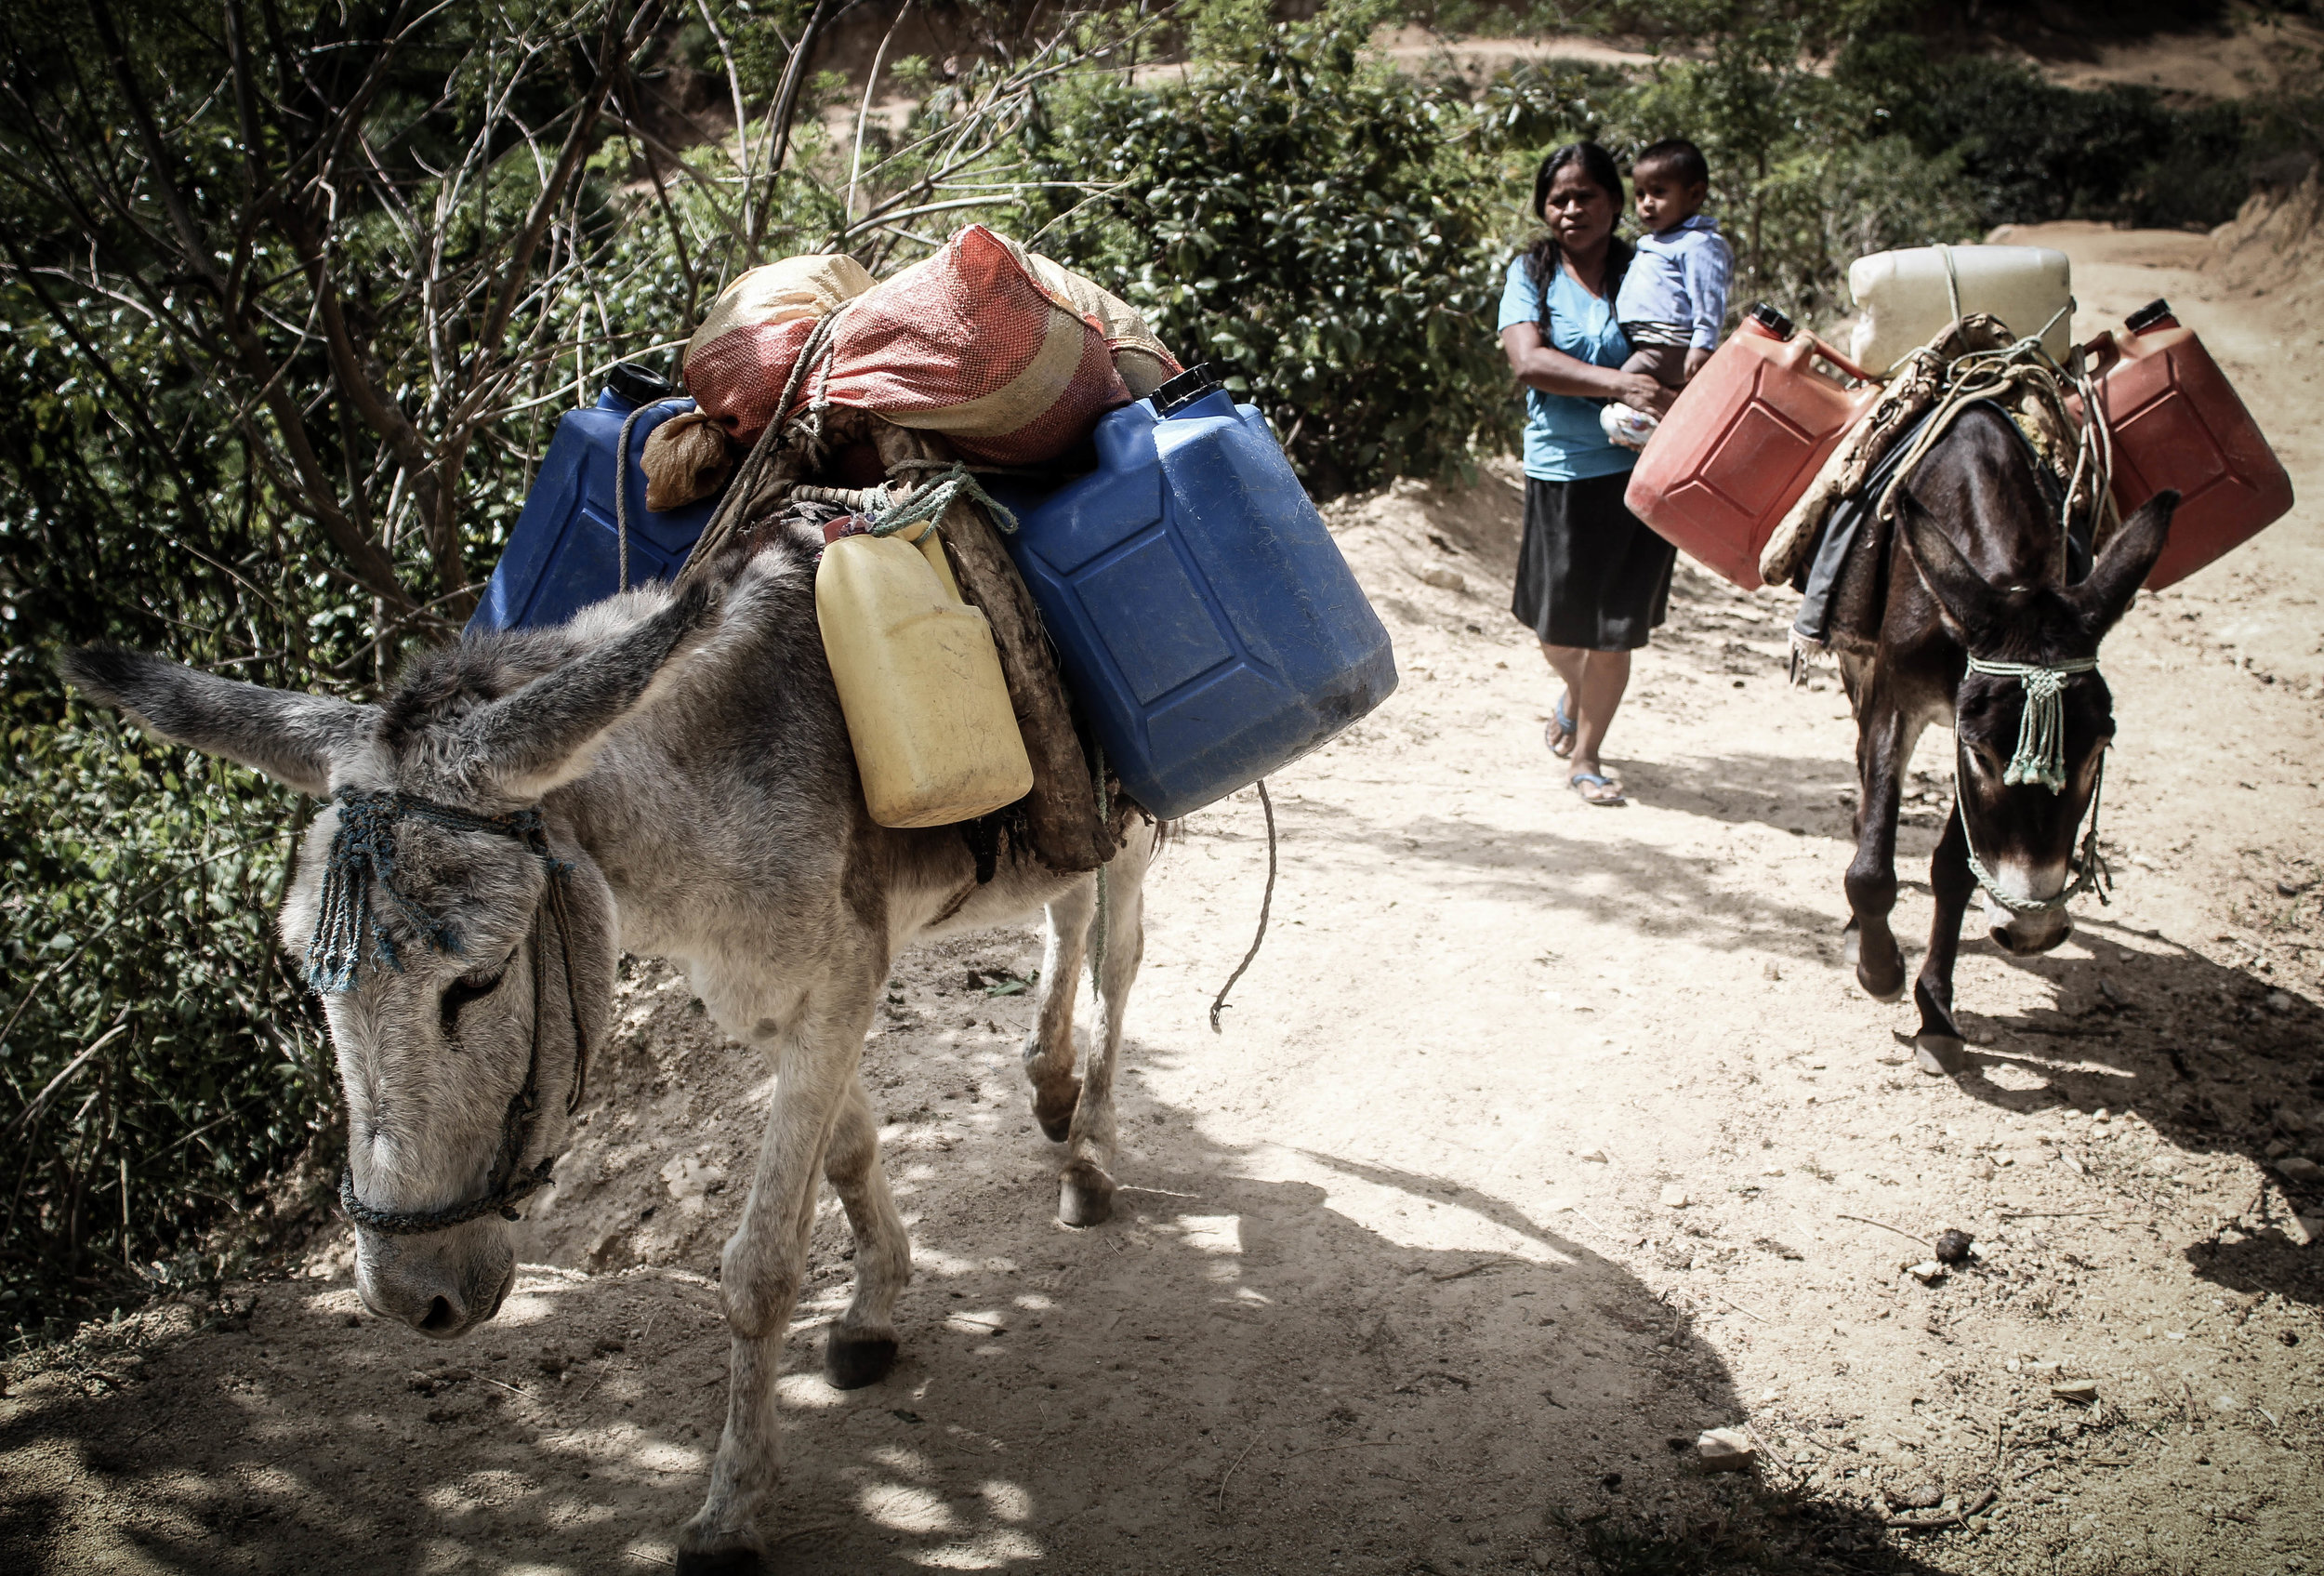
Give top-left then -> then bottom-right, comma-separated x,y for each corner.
4,223 -> 2321,1576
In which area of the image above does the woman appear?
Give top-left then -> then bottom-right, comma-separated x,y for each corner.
1498,141 -> 1679,806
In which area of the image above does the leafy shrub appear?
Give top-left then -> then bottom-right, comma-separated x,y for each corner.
0,717 -> 326,1338
1019,2 -> 1518,494
1847,54 -> 2254,231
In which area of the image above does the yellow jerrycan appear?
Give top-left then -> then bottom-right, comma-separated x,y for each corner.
815,519 -> 1033,828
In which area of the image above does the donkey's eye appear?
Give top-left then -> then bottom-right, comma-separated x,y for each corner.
440,957 -> 511,1038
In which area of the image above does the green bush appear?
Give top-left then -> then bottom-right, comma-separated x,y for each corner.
1019,2 -> 1518,495
0,718 -> 325,1338
1844,53 -> 2255,231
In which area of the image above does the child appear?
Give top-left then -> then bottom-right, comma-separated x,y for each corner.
1601,139 -> 1734,448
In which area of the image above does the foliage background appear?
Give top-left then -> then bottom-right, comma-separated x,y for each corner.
2,0 -> 2310,1339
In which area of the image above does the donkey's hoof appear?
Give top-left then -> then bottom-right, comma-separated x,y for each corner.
675,1541 -> 765,1576
1854,947 -> 1907,1002
1913,1035 -> 1965,1076
1057,1161 -> 1116,1228
825,1329 -> 898,1390
1032,1076 -> 1081,1144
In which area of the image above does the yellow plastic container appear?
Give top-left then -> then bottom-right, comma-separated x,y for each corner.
815,526 -> 1033,828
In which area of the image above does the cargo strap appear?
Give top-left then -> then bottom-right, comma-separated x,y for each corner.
1208,780 -> 1278,1033
873,461 -> 1022,536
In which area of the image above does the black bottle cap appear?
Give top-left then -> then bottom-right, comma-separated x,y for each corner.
2124,298 -> 2175,335
606,362 -> 677,407
1153,363 -> 1223,417
1749,301 -> 1794,338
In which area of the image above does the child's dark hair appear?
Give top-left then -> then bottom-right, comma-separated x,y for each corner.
1634,138 -> 1710,190
1523,141 -> 1632,308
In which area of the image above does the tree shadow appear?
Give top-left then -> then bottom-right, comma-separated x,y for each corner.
0,1090 -> 1961,1576
1914,914 -> 2324,1307
1262,793 -> 1851,966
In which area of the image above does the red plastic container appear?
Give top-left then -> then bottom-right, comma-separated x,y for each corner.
1625,304 -> 1882,589
2075,300 -> 2294,590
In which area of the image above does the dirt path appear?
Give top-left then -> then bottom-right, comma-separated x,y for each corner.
6,225 -> 2322,1576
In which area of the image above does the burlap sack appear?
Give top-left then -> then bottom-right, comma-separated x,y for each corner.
640,409 -> 735,510
1021,251 -> 1183,398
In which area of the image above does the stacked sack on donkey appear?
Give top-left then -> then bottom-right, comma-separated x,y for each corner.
467,225 -> 1397,858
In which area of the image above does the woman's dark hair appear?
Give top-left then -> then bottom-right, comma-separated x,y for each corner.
1524,140 -> 1631,311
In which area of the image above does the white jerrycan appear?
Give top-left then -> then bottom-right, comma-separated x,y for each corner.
1848,245 -> 2073,374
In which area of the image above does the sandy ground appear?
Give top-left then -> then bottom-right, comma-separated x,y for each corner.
5,223 -> 2323,1576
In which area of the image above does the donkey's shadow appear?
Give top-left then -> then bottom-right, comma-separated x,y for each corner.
1930,915 -> 2323,1306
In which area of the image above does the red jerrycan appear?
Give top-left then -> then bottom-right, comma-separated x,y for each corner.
2074,299 -> 2294,590
1625,303 -> 1882,589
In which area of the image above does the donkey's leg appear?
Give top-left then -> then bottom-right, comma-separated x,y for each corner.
1844,697 -> 1914,1002
1023,878 -> 1094,1144
1909,804 -> 1975,1075
680,987 -> 877,1573
1059,829 -> 1153,1228
821,1070 -> 912,1388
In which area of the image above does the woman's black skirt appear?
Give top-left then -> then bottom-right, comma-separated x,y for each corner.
1511,470 -> 1675,652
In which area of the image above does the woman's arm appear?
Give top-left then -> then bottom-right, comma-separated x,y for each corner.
1500,324 -> 1675,415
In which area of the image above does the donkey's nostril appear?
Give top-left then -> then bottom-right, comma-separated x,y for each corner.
418,1295 -> 463,1334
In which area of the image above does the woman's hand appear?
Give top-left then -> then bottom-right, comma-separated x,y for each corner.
1619,374 -> 1678,417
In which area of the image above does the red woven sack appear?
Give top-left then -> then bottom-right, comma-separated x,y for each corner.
681,255 -> 876,444
823,226 -> 1133,465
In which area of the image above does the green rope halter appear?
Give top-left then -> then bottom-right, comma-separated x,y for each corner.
870,462 -> 1019,537
1963,656 -> 2098,793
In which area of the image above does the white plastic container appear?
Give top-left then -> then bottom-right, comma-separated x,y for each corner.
1847,245 -> 2073,374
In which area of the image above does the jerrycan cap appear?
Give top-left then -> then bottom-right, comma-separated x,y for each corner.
1153,363 -> 1226,418
1746,301 -> 1795,339
2124,298 -> 2179,336
605,362 -> 677,409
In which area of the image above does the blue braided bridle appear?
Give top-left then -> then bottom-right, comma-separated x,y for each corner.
310,788 -> 590,1236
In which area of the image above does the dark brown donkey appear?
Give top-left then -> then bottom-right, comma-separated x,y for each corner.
1835,404 -> 2174,1073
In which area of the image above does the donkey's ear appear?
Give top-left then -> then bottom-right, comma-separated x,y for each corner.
454,577 -> 720,801
1895,488 -> 2006,647
2065,490 -> 2175,642
59,647 -> 376,797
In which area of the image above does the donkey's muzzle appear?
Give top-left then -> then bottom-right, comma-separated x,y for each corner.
354,1223 -> 516,1340
1987,900 -> 2072,956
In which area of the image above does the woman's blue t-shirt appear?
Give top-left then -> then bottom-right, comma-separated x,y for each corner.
1497,254 -> 1635,483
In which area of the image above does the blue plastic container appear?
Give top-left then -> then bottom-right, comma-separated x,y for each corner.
468,375 -> 723,635
990,382 -> 1396,819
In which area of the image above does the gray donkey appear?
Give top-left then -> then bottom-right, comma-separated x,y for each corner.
62,525 -> 1158,1571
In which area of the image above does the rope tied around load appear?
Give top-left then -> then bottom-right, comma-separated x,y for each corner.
871,461 -> 1020,537
306,788 -> 556,992
1966,655 -> 2098,792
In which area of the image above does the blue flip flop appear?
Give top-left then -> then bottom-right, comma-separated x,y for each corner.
1569,771 -> 1626,806
1546,695 -> 1577,759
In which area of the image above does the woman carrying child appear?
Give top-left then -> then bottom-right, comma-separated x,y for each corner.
1496,140 -> 1680,806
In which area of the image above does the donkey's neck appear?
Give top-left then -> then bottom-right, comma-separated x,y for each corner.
544,550 -> 862,968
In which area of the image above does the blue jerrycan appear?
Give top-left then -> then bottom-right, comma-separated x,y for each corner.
468,364 -> 724,634
990,368 -> 1397,820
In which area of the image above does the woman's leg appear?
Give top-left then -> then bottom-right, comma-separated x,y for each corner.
1540,642 -> 1632,789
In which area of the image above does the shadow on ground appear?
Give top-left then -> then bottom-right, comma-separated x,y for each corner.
1906,915 -> 2324,1307
0,1091 -> 1956,1576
